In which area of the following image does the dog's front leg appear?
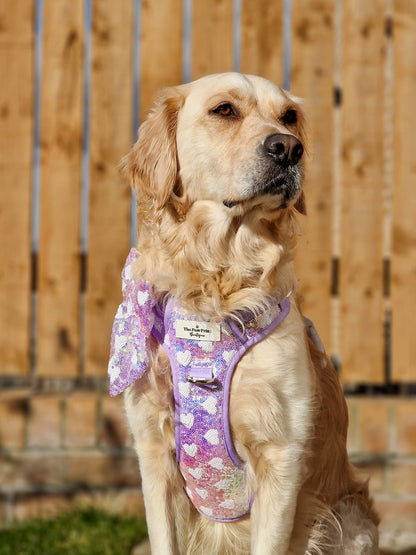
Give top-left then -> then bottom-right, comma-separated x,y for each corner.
124,386 -> 183,554
137,444 -> 181,554
250,443 -> 304,555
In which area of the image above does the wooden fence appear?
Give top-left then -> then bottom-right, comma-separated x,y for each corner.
1,0 -> 416,388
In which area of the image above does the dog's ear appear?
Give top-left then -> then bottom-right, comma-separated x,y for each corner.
294,190 -> 307,215
123,87 -> 185,209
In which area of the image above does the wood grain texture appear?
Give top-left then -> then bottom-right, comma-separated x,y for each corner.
240,0 -> 284,85
37,0 -> 84,376
139,0 -> 183,118
191,0 -> 234,80
2,1 -> 413,390
0,0 -> 34,375
391,1 -> 416,381
85,0 -> 133,376
340,0 -> 386,383
291,0 -> 335,351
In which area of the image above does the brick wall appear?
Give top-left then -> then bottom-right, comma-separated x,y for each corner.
0,388 -> 145,522
347,397 -> 416,547
1,390 -> 415,547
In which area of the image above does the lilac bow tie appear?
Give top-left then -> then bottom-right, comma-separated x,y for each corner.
108,249 -> 156,396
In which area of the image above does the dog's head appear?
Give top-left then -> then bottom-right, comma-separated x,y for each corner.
124,72 -> 307,216
124,73 -> 307,312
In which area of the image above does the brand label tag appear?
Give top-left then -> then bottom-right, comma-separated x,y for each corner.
175,320 -> 221,342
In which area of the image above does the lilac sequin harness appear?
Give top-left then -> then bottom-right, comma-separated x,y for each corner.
108,249 -> 291,522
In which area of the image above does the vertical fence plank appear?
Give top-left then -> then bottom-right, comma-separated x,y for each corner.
391,2 -> 416,382
191,0 -> 234,80
339,1 -> 386,383
0,1 -> 34,375
85,0 -> 133,376
139,0 -> 183,118
240,0 -> 284,85
291,0 -> 335,350
37,0 -> 84,377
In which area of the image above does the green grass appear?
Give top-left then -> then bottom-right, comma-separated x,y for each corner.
0,507 -> 148,555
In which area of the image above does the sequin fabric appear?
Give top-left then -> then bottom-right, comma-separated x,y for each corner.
108,249 -> 158,397
161,296 -> 290,522
108,248 -> 291,522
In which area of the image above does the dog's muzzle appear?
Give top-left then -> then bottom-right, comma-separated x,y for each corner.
258,133 -> 303,201
223,133 -> 304,209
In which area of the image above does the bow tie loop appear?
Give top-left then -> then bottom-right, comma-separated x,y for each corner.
108,249 -> 157,396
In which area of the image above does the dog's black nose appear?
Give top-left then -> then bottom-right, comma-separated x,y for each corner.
264,133 -> 304,165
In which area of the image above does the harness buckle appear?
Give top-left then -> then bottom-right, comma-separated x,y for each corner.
186,366 -> 215,384
186,375 -> 216,384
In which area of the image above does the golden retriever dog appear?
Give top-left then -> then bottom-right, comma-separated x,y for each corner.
114,73 -> 379,554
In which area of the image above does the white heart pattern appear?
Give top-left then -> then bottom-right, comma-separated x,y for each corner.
214,479 -> 230,491
124,265 -> 132,280
195,488 -> 208,500
178,381 -> 191,398
219,499 -> 235,510
222,349 -> 236,364
208,457 -> 224,470
177,350 -> 192,367
188,467 -> 203,480
137,289 -> 149,306
183,443 -> 197,457
198,341 -> 214,352
125,298 -> 134,316
202,397 -> 217,415
204,429 -> 219,445
180,413 -> 194,429
114,334 -> 127,351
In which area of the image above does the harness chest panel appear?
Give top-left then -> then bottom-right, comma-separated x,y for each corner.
155,297 -> 290,522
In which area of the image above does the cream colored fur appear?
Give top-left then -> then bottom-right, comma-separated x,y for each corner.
122,73 -> 379,554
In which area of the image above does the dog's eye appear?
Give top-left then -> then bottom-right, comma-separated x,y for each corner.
212,103 -> 236,117
282,109 -> 298,125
